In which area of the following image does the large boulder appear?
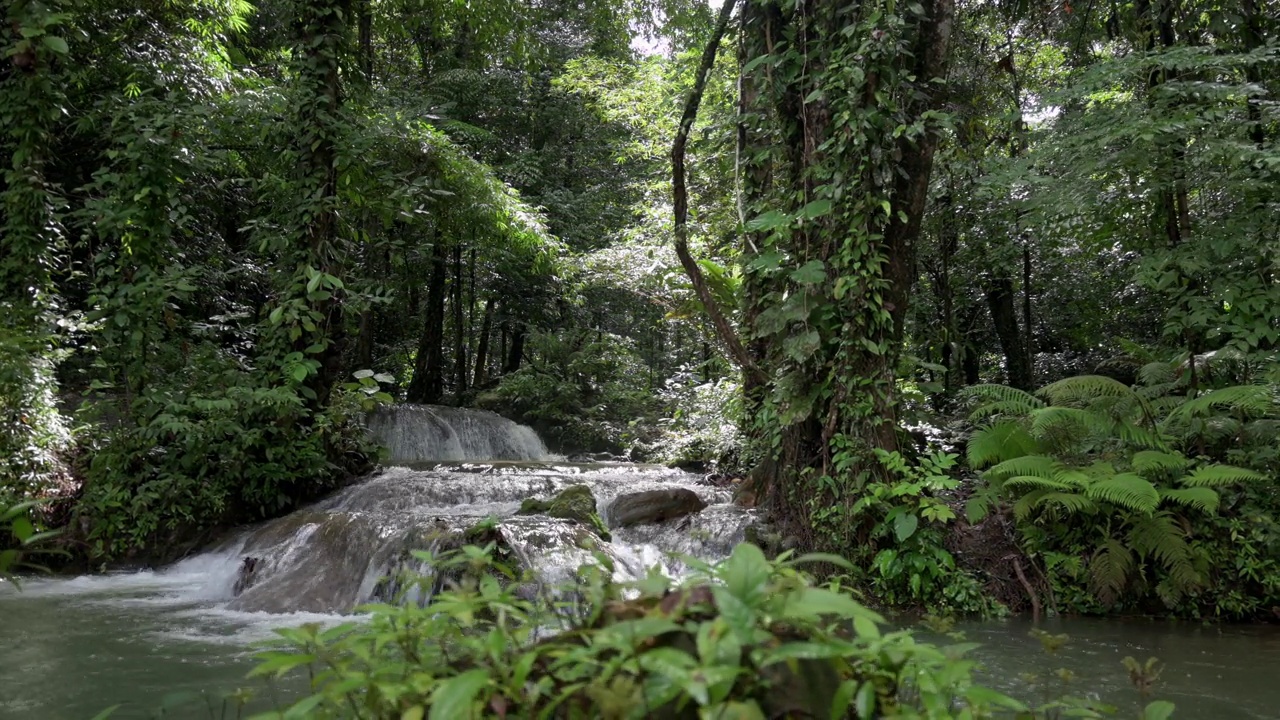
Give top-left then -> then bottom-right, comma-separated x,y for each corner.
607,488 -> 707,528
518,484 -> 611,540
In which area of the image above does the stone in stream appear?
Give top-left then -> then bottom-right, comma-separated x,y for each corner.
607,488 -> 707,528
518,484 -> 611,540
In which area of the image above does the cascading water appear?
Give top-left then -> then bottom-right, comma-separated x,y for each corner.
365,404 -> 551,464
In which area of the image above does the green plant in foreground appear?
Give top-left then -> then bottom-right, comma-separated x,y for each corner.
243,542 -> 1176,719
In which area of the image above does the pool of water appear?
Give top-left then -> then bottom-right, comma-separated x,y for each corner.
4,573 -> 1280,719
0,572 -> 321,719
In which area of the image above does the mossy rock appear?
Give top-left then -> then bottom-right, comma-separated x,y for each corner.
518,484 -> 612,541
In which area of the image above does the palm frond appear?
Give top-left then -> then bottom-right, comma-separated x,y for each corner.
967,419 -> 1037,469
1085,473 -> 1160,514
1180,464 -> 1267,488
1158,487 -> 1220,514
1090,539 -> 1135,606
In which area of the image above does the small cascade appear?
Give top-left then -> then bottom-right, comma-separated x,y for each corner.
217,464 -> 752,614
366,405 -> 550,464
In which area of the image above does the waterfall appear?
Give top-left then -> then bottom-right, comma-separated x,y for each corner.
366,404 -> 550,464
218,464 -> 751,613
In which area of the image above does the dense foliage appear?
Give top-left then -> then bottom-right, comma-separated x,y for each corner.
1,0 -> 1276,623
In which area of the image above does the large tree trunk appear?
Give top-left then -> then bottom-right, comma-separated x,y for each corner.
292,0 -> 349,410
678,0 -> 954,551
504,323 -> 525,374
985,274 -> 1033,390
405,241 -> 447,403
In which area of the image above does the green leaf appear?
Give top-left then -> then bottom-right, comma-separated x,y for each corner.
746,210 -> 792,232
428,669 -> 490,720
893,512 -> 918,542
800,199 -> 833,219
1143,700 -> 1176,720
782,587 -> 882,624
790,260 -> 826,286
42,35 -> 68,54
353,369 -> 375,379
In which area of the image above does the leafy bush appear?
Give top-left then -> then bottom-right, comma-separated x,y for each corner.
0,318 -> 74,511
650,374 -> 746,469
76,359 -> 376,560
963,362 -> 1280,616
251,542 -> 1045,719
477,330 -> 657,454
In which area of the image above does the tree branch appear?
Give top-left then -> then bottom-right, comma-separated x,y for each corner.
672,0 -> 765,385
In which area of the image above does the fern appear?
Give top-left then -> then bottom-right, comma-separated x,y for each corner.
1170,384 -> 1275,419
1128,513 -> 1201,600
1137,361 -> 1179,386
1131,450 -> 1190,477
961,383 -> 1045,410
1085,473 -> 1160,514
1158,487 -> 1219,514
967,420 -> 1036,469
985,454 -> 1060,482
1038,375 -> 1135,406
1029,406 -> 1097,442
1180,464 -> 1266,487
1090,539 -> 1135,606
1032,491 -> 1099,516
1004,475 -> 1077,492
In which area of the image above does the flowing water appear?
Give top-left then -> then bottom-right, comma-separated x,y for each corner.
2,405 -> 1278,718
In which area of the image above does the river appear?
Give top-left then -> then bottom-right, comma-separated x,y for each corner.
2,406 -> 1277,718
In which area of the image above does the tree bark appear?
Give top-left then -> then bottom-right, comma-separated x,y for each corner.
452,242 -> 467,399
405,241 -> 447,403
504,323 -> 525,374
985,274 -> 1033,390
473,297 -> 494,388
732,0 -> 954,550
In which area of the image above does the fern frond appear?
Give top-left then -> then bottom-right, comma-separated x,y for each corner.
969,399 -> 1039,422
1137,361 -> 1179,386
986,454 -> 1059,482
1005,475 -> 1077,492
1038,375 -> 1136,406
1170,385 -> 1276,419
964,484 -> 1002,524
962,383 -> 1046,409
1127,513 -> 1201,596
1114,421 -> 1168,450
1159,487 -> 1220,514
1034,492 -> 1099,516
967,420 -> 1037,469
1130,450 -> 1189,477
1115,338 -> 1159,365
1029,406 -> 1097,440
1085,473 -> 1160,514
1180,464 -> 1267,488
1090,539 -> 1135,606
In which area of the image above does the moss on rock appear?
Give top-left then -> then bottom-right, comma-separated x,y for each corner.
518,484 -> 612,541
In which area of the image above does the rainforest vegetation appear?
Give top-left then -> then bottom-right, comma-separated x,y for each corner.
2,0 -> 1278,632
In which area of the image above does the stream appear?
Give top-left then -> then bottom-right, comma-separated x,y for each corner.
2,405 -> 1278,719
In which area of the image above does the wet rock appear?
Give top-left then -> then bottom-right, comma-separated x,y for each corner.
232,556 -> 260,597
518,485 -> 611,540
607,488 -> 707,528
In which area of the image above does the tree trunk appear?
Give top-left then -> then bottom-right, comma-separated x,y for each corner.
451,243 -> 467,399
681,0 -> 953,551
504,323 -> 525,374
473,297 -> 494,388
292,0 -> 348,410
985,274 -> 1033,390
405,241 -> 447,403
